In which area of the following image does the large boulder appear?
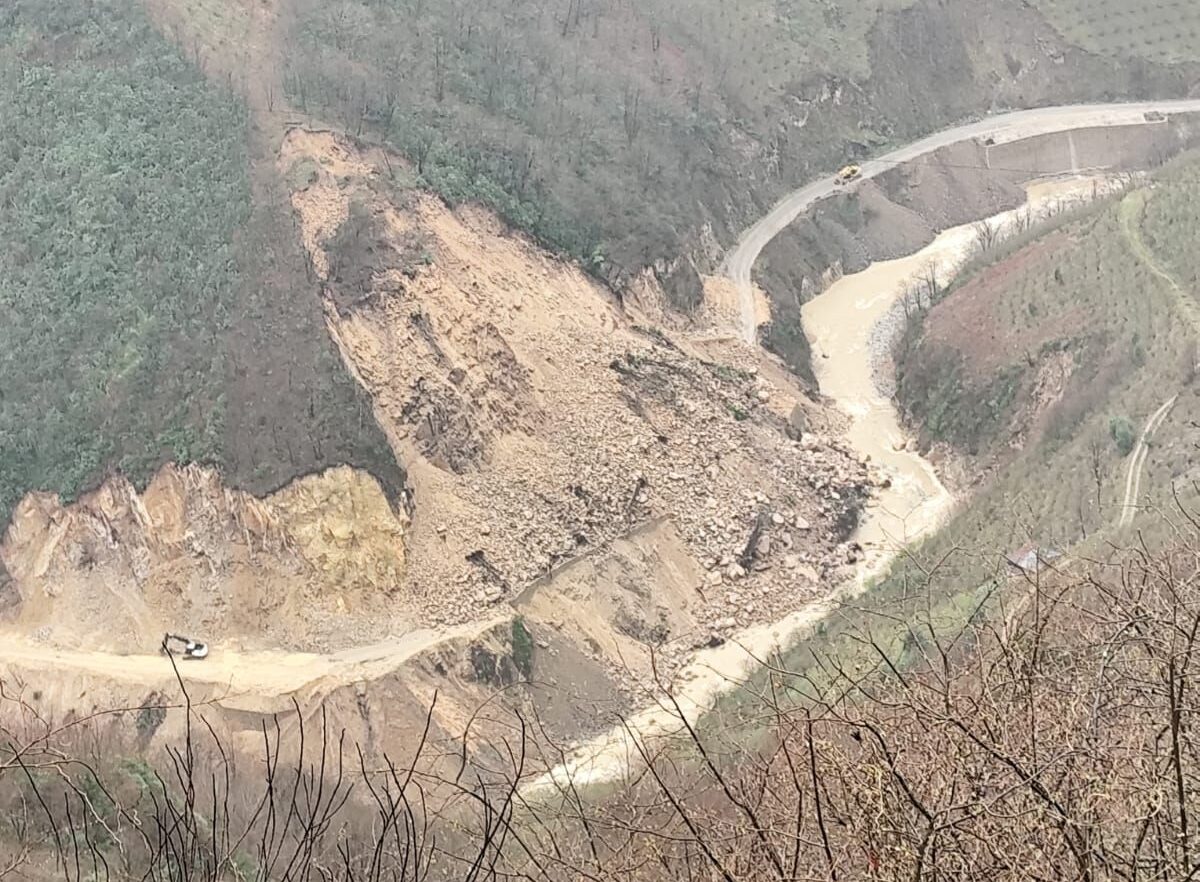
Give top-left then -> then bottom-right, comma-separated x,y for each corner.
786,403 -> 808,440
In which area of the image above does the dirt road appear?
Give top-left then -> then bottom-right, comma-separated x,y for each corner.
724,99 -> 1200,342
1114,190 -> 1190,528
1120,190 -> 1200,334
1119,396 -> 1177,528
0,617 -> 505,706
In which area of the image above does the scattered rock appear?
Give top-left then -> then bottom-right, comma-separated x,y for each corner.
288,132 -> 878,645
786,403 -> 807,440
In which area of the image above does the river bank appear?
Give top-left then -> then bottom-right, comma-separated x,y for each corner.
528,172 -> 1119,796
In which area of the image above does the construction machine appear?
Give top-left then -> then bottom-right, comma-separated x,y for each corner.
162,633 -> 209,660
835,164 -> 862,185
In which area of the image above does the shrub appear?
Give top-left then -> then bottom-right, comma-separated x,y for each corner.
511,616 -> 534,681
1110,415 -> 1137,456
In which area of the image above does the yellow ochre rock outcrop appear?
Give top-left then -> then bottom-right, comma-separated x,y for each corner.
1,464 -> 407,651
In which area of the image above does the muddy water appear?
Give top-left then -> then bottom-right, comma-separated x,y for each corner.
803,175 -> 1111,565
529,175 -> 1112,794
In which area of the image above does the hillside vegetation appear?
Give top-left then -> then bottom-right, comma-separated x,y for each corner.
283,0 -> 913,285
0,0 -> 404,526
771,159 -> 1200,693
281,0 -> 1200,314
1032,0 -> 1200,64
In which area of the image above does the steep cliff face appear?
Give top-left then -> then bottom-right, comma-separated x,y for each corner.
1,464 -> 407,651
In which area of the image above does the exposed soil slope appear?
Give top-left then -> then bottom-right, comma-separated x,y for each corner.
280,128 -> 871,639
2,465 -> 407,652
0,127 -> 873,754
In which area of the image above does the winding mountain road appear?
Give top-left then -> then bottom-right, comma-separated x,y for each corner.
724,99 -> 1200,342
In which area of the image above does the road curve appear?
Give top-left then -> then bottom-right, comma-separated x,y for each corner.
724,99 -> 1200,343
1119,396 -> 1177,528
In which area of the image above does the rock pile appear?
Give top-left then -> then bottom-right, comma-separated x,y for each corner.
283,128 -> 883,676
406,331 -> 874,638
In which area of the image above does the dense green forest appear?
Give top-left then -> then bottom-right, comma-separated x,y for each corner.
0,0 -> 403,526
283,0 -> 912,289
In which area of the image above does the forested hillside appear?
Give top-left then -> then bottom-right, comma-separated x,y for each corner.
279,0 -> 1200,318
284,0 -> 911,283
791,155 -> 1200,687
0,0 -> 404,526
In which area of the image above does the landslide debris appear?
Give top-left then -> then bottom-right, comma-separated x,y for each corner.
281,128 -> 874,641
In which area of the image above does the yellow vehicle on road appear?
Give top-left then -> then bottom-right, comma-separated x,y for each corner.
835,164 -> 862,185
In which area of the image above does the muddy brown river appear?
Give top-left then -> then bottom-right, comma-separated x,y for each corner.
804,176 -> 1109,561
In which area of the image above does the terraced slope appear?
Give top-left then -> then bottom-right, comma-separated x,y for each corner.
1032,0 -> 1200,64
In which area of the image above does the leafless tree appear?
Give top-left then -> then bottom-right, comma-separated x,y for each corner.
12,525 -> 1200,881
973,218 -> 1000,253
1089,438 -> 1106,515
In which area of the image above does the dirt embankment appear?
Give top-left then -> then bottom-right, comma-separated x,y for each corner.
757,117 -> 1200,379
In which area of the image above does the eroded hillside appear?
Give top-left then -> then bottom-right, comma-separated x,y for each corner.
0,120 -> 876,753
279,127 -> 872,641
2,465 -> 406,652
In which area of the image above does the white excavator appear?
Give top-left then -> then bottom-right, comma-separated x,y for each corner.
162,633 -> 209,660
